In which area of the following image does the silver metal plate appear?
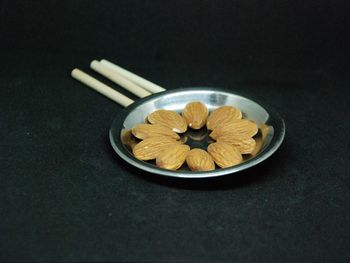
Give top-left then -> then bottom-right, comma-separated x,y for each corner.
110,87 -> 285,178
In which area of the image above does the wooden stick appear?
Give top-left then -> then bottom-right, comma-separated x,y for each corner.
100,59 -> 166,93
71,68 -> 134,107
90,60 -> 151,98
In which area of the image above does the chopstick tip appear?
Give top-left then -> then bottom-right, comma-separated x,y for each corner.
71,68 -> 78,76
90,60 -> 99,68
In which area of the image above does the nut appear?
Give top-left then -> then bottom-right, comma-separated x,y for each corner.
132,136 -> 181,160
156,144 -> 190,170
148,110 -> 188,133
216,135 -> 256,154
209,119 -> 258,140
186,148 -> 215,171
132,124 -> 180,140
121,129 -> 138,150
206,106 -> 242,130
182,101 -> 208,129
207,142 -> 242,168
250,124 -> 270,156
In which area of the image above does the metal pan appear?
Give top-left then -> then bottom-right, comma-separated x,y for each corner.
72,61 -> 285,179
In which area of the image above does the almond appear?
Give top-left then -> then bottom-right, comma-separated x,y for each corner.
250,124 -> 270,156
207,142 -> 242,168
250,136 -> 263,157
206,106 -> 242,130
121,129 -> 138,150
132,124 -> 180,140
209,119 -> 258,140
216,135 -> 256,154
132,136 -> 181,160
186,148 -> 215,171
148,110 -> 188,133
182,101 -> 208,129
156,144 -> 190,170
259,123 -> 270,142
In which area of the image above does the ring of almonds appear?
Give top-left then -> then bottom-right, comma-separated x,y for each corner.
127,101 -> 267,171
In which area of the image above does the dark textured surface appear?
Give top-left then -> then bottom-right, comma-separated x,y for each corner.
1,1 -> 350,262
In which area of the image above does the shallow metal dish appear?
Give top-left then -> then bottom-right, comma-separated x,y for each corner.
109,87 -> 285,178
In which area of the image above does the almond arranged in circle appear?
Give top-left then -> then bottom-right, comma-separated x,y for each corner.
121,129 -> 138,150
156,144 -> 190,170
206,106 -> 242,130
186,148 -> 215,171
209,119 -> 258,140
148,110 -> 188,133
216,135 -> 256,154
182,101 -> 208,129
133,136 -> 181,160
132,124 -> 180,140
249,124 -> 270,156
207,142 -> 242,168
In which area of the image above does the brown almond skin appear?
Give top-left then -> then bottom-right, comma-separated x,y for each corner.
182,101 -> 208,129
132,137 -> 181,161
148,110 -> 188,133
207,142 -> 242,168
132,124 -> 180,140
216,135 -> 256,154
209,119 -> 258,140
121,129 -> 138,150
156,144 -> 190,170
206,106 -> 242,130
186,148 -> 215,171
250,124 -> 270,156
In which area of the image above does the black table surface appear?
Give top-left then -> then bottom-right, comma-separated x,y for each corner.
1,1 -> 349,262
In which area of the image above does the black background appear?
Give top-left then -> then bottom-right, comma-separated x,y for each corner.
1,0 -> 350,261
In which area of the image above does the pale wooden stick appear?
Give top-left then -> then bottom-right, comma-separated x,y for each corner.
90,60 -> 151,98
71,68 -> 134,107
100,59 -> 166,93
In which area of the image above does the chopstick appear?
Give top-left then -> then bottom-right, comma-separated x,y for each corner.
71,68 -> 134,107
71,59 -> 166,107
100,59 -> 166,93
90,60 -> 151,98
